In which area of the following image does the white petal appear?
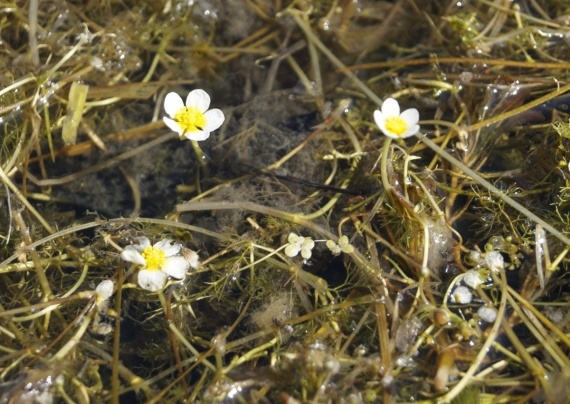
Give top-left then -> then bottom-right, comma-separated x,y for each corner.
153,238 -> 172,250
134,236 -> 151,250
182,248 -> 201,269
288,233 -> 299,243
285,244 -> 300,257
138,270 -> 167,292
302,238 -> 315,249
162,256 -> 190,279
164,92 -> 184,118
301,248 -> 312,260
327,240 -> 341,255
154,239 -> 180,257
381,98 -> 400,117
186,89 -> 210,113
163,117 -> 184,136
121,249 -> 147,266
401,124 -> 420,138
184,130 -> 210,141
95,279 -> 114,301
400,108 -> 419,126
203,109 -> 225,132
373,110 -> 385,127
374,110 -> 398,139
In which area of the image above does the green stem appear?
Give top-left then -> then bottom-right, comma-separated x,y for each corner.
380,137 -> 392,196
191,139 -> 208,195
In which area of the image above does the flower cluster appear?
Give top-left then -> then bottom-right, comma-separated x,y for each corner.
121,237 -> 200,292
283,232 -> 356,262
284,233 -> 315,260
163,89 -> 225,141
373,98 -> 420,139
325,235 -> 354,255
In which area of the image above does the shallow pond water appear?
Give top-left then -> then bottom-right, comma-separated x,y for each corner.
1,1 -> 570,402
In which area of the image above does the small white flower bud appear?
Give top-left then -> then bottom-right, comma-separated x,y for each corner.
451,286 -> 473,304
463,270 -> 485,289
484,251 -> 504,273
477,306 -> 497,323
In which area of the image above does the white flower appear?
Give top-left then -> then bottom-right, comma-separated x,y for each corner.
120,237 -> 192,292
285,232 -> 315,260
163,89 -> 225,141
373,98 -> 420,139
326,235 -> 354,255
450,286 -> 473,304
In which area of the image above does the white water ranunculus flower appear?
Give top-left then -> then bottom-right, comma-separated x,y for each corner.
163,89 -> 225,141
121,237 -> 194,292
373,98 -> 420,139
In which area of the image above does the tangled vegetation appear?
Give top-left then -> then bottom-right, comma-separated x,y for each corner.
1,0 -> 570,402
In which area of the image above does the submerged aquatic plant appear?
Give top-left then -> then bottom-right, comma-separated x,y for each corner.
163,89 -> 225,141
374,97 -> 420,139
3,0 -> 570,402
121,237 -> 198,292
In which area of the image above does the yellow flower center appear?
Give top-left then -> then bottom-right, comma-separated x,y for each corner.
384,116 -> 408,136
141,246 -> 166,270
174,106 -> 207,133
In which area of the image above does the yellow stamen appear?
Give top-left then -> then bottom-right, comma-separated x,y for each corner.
385,116 -> 408,136
141,246 -> 166,270
174,106 -> 207,133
